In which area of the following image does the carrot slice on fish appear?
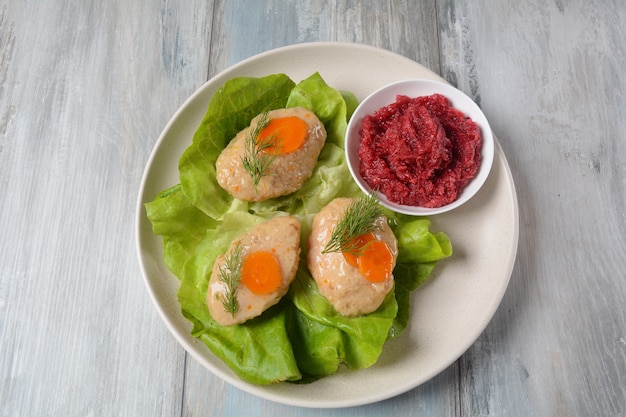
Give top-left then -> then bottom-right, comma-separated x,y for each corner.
257,116 -> 308,155
241,251 -> 282,294
342,233 -> 393,283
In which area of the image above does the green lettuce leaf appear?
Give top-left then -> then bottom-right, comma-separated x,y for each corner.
148,190 -> 302,384
389,216 -> 453,337
396,217 -> 453,263
145,73 -> 452,385
340,90 -> 359,122
289,270 -> 398,378
145,184 -> 220,276
286,72 -> 351,147
178,74 -> 296,220
177,209 -> 302,384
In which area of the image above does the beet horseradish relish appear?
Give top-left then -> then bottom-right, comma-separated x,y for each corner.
357,93 -> 483,208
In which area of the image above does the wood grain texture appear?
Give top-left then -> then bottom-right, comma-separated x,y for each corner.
438,1 -> 626,416
0,1 -> 212,416
0,0 -> 625,416
207,0 -> 441,77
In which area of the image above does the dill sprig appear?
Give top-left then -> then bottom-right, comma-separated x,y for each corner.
218,242 -> 244,317
242,112 -> 276,189
322,193 -> 384,256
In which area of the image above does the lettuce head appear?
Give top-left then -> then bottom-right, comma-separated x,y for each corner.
145,73 -> 452,384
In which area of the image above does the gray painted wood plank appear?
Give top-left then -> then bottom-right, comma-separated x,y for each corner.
207,0 -> 441,77
438,1 -> 626,416
0,1 -> 212,416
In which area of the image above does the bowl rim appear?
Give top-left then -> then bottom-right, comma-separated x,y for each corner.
345,78 -> 495,216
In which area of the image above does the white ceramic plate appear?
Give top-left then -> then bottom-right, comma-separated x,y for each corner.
136,42 -> 519,408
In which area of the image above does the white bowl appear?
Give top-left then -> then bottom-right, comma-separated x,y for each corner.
345,79 -> 494,216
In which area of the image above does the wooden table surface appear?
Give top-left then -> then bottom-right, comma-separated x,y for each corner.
1,1 -> 625,416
